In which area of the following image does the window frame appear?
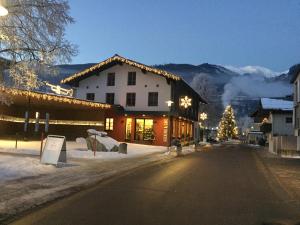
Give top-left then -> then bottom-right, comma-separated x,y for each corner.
105,118 -> 114,131
107,73 -> 115,86
106,93 -> 115,105
286,117 -> 292,124
126,92 -> 136,107
86,93 -> 95,101
148,92 -> 158,106
127,72 -> 136,86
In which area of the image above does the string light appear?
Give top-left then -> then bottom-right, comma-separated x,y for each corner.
61,54 -> 181,84
217,105 -> 238,140
0,114 -> 103,126
0,87 -> 111,109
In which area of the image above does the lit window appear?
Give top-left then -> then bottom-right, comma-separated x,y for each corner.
105,118 -> 114,131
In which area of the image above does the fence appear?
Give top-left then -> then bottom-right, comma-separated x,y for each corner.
269,135 -> 300,157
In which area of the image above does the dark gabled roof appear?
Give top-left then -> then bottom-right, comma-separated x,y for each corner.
61,54 -> 181,85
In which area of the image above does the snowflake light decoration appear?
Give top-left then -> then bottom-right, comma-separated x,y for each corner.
200,112 -> 208,121
180,96 -> 192,108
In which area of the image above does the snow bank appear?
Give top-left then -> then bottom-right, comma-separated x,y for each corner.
0,155 -> 55,182
0,141 -> 167,160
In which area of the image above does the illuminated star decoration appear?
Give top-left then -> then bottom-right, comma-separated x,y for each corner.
200,112 -> 208,121
180,96 -> 192,108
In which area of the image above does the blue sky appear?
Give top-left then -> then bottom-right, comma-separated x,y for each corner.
66,0 -> 300,71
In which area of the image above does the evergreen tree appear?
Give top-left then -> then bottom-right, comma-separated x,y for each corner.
217,105 -> 238,140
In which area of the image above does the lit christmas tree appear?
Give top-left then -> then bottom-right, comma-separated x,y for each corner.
217,105 -> 239,140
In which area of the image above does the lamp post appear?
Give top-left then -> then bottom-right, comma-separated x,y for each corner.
166,100 -> 174,147
0,5 -> 8,17
200,112 -> 208,142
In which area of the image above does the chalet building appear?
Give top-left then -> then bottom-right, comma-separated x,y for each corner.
0,87 -> 117,139
251,98 -> 294,153
61,54 -> 207,146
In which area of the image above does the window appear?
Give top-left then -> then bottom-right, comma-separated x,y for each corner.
125,118 -> 132,140
148,92 -> 158,106
286,117 -> 292,123
107,73 -> 115,86
86,93 -> 95,101
126,93 -> 136,106
106,93 -> 115,104
105,118 -> 114,131
128,72 -> 136,85
135,119 -> 154,141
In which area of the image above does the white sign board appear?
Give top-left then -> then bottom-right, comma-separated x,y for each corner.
41,135 -> 66,165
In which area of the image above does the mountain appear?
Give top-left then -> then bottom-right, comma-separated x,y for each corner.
3,60 -> 299,126
156,63 -> 239,84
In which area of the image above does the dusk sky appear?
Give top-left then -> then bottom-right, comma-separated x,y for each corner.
66,0 -> 300,71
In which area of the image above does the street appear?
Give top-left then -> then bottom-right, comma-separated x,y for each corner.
9,144 -> 300,225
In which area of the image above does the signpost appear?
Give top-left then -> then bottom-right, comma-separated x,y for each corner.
41,135 -> 66,165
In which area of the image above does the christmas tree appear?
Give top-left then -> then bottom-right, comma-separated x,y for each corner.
217,105 -> 238,140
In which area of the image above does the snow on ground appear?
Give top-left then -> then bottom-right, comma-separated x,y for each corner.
0,155 -> 55,182
0,140 -> 167,160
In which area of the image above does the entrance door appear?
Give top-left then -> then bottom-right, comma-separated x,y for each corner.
135,119 -> 154,141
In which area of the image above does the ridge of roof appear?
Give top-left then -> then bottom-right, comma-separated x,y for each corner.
61,54 -> 181,84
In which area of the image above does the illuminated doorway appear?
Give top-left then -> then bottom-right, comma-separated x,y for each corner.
135,119 -> 154,141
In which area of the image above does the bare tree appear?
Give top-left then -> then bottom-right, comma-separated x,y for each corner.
0,0 -> 77,90
191,73 -> 222,127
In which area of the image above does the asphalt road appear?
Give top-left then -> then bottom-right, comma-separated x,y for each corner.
9,144 -> 300,225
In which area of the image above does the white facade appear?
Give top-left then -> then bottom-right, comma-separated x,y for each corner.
269,112 -> 293,136
74,64 -> 171,112
293,74 -> 300,135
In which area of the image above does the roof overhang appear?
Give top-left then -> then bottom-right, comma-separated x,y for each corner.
0,87 -> 112,110
61,54 -> 181,85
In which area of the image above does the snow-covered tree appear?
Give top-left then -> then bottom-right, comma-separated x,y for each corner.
0,0 -> 77,90
217,105 -> 238,140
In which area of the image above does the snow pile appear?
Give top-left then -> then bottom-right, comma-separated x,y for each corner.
87,129 -> 119,151
261,98 -> 293,111
69,143 -> 166,159
75,137 -> 86,145
0,141 -> 167,160
87,129 -> 107,137
94,135 -> 119,151
0,155 -> 55,182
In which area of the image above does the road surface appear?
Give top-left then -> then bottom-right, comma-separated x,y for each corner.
9,144 -> 300,225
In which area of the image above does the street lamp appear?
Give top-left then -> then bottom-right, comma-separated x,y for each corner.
166,100 -> 174,147
199,112 -> 208,142
0,5 -> 8,16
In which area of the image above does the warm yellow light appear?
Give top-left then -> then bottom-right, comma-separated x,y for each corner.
200,112 -> 208,121
166,100 -> 174,107
0,5 -> 8,16
180,96 -> 192,108
0,87 -> 111,109
0,114 -> 103,126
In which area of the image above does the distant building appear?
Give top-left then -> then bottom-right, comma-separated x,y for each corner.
61,54 -> 207,146
250,98 -> 294,153
291,71 -> 300,136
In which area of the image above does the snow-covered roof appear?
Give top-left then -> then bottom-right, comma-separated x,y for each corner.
261,98 -> 293,111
